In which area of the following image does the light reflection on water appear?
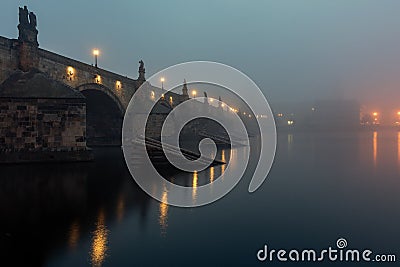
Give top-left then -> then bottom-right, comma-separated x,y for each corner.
159,189 -> 169,236
0,130 -> 399,266
373,131 -> 378,167
192,171 -> 198,203
90,210 -> 108,267
221,149 -> 226,174
287,133 -> 293,148
116,194 -> 125,223
67,220 -> 80,250
398,132 -> 400,167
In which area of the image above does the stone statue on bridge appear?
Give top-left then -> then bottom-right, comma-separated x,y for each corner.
19,6 -> 37,29
19,6 -> 29,25
203,92 -> 209,105
138,60 -> 146,82
29,12 -> 37,28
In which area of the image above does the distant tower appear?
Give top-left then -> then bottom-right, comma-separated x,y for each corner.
138,60 -> 146,82
182,79 -> 189,100
17,6 -> 39,71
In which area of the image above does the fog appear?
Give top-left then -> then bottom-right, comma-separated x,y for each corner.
1,0 -> 400,117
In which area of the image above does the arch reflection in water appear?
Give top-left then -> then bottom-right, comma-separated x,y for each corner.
159,189 -> 169,236
90,209 -> 109,267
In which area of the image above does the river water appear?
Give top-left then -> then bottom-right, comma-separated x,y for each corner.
0,129 -> 399,266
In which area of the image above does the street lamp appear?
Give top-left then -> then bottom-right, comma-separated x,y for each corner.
93,49 -> 99,67
372,112 -> 378,124
160,77 -> 165,89
192,90 -> 197,97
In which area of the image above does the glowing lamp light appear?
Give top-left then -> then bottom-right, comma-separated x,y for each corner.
95,75 -> 101,84
192,90 -> 197,97
92,49 -> 100,67
160,77 -> 165,89
373,112 -> 378,116
115,80 -> 121,89
67,66 -> 74,76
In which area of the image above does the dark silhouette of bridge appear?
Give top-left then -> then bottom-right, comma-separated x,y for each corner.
0,6 -> 153,147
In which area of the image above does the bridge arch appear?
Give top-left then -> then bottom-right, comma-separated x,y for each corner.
76,83 -> 125,147
76,83 -> 125,114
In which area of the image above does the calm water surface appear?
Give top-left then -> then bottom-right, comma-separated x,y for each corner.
0,130 -> 399,266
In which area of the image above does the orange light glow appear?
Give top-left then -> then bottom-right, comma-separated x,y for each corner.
115,80 -> 121,89
221,150 -> 226,174
90,210 -> 108,267
68,220 -> 80,250
398,132 -> 400,165
159,189 -> 168,235
192,171 -> 198,202
67,66 -> 74,76
373,131 -> 377,167
95,75 -> 101,84
210,166 -> 215,183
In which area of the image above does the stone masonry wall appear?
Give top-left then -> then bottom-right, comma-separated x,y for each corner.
0,35 -> 141,111
0,98 -> 86,152
37,49 -> 139,110
0,37 -> 19,84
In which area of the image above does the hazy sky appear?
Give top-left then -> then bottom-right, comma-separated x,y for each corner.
1,0 -> 400,114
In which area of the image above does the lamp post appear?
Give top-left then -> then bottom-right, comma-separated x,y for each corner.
372,112 -> 378,124
192,90 -> 197,98
93,49 -> 99,68
160,77 -> 165,90
397,111 -> 400,125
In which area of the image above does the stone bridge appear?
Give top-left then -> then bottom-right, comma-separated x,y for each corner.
0,6 -> 151,147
